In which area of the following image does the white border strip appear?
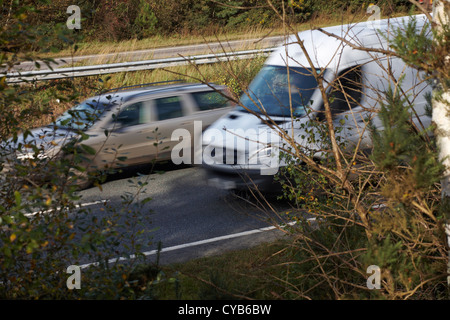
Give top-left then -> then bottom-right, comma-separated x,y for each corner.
78,219 -> 316,269
25,199 -> 108,217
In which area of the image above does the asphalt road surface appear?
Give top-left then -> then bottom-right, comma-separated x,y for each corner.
10,35 -> 291,267
75,163 -> 293,267
11,36 -> 284,72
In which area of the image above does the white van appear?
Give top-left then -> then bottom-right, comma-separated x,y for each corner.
201,14 -> 432,192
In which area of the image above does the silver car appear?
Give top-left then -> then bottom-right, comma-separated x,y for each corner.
3,82 -> 232,188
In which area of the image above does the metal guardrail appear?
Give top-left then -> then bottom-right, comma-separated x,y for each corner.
5,48 -> 275,83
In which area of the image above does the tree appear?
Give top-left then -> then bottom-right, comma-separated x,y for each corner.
0,1 -> 155,299
200,0 -> 449,298
430,0 -> 450,288
406,0 -> 450,288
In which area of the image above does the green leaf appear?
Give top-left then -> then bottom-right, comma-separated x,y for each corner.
14,191 -> 21,207
80,144 -> 96,155
141,197 -> 152,205
80,132 -> 90,141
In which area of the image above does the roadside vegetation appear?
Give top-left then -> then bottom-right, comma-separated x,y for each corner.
1,0 -> 449,300
14,1 -> 414,44
154,0 -> 450,300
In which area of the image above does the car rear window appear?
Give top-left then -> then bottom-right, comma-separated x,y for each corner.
191,91 -> 228,111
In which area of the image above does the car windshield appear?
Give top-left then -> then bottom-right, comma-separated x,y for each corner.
54,99 -> 114,131
238,65 -> 322,117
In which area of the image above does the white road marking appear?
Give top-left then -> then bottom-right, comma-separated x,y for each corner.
25,199 -> 108,217
78,219 -> 316,269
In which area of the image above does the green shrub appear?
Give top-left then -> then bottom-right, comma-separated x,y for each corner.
0,1 -> 159,299
0,0 -> 416,45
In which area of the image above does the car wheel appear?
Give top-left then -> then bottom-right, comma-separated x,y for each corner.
69,167 -> 92,190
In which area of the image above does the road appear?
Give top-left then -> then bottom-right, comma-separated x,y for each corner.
74,163 -> 292,267
11,34 -> 291,267
12,36 -> 284,72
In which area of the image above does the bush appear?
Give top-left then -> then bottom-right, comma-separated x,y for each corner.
0,1 -> 159,299
270,12 -> 449,299
0,0 -> 416,45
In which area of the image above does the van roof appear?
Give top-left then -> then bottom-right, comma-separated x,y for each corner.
265,14 -> 429,71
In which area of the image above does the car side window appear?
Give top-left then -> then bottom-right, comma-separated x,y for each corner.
155,96 -> 184,120
115,102 -> 144,127
316,66 -> 363,121
191,91 -> 228,111
329,66 -> 363,116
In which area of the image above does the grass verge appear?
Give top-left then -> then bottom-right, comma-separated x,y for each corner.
150,239 -> 291,300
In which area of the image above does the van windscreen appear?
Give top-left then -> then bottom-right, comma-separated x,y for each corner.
238,65 -> 320,117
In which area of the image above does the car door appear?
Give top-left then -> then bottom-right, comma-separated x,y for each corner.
94,100 -> 154,168
101,94 -> 192,167
305,66 -> 367,158
149,95 -> 192,161
329,66 -> 371,150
